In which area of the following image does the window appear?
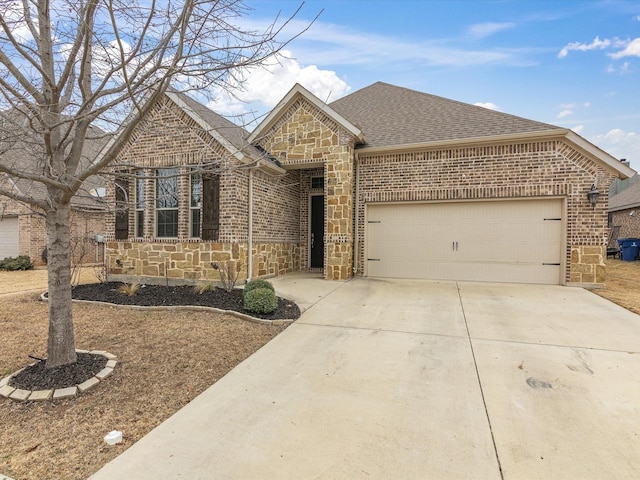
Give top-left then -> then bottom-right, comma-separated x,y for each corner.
135,171 -> 145,237
190,171 -> 202,238
156,168 -> 179,237
114,175 -> 129,240
311,176 -> 324,190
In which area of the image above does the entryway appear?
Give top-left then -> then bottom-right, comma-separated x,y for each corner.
309,194 -> 324,269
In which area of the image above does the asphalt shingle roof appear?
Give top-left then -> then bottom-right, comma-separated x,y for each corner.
329,82 -> 561,149
610,179 -> 640,211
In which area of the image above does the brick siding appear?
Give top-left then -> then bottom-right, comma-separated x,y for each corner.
355,140 -> 616,285
104,95 -> 300,283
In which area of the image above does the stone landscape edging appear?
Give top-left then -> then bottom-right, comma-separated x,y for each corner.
39,292 -> 296,326
0,350 -> 117,403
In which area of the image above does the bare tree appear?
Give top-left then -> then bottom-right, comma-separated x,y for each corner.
0,0 -> 304,368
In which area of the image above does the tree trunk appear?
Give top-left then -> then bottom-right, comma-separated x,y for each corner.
45,200 -> 77,368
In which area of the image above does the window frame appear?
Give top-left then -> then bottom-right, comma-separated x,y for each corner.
135,170 -> 145,238
155,167 -> 179,238
190,170 -> 202,238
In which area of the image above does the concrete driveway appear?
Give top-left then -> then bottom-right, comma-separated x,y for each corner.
90,276 -> 640,479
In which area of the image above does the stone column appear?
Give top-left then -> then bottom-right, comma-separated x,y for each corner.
325,146 -> 353,280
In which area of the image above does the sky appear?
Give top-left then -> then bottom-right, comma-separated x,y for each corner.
210,0 -> 640,170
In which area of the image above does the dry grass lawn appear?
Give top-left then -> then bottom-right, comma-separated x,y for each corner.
0,269 -> 287,480
592,258 -> 640,314
1,261 -> 639,480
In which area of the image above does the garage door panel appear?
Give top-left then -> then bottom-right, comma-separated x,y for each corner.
366,200 -> 563,285
0,217 -> 20,259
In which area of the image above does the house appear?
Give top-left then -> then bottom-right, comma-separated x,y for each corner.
609,175 -> 640,239
102,82 -> 634,287
0,115 -> 109,265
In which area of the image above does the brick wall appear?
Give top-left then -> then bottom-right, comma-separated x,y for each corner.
355,140 -> 616,286
104,94 -> 301,282
610,208 -> 640,239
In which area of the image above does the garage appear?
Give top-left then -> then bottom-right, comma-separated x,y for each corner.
0,216 -> 20,260
365,199 -> 564,285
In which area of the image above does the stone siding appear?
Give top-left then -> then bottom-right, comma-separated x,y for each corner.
355,140 -> 616,286
256,97 -> 357,280
107,240 -> 298,285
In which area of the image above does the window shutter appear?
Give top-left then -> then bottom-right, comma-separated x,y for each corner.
115,175 -> 129,240
201,174 -> 219,241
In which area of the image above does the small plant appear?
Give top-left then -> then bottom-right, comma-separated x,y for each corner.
211,261 -> 239,292
94,263 -> 108,284
117,283 -> 140,296
244,278 -> 275,295
0,255 -> 33,271
243,287 -> 278,315
193,282 -> 215,294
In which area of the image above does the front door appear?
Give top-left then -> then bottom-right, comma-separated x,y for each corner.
310,195 -> 324,268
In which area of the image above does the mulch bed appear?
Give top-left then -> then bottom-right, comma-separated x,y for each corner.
9,353 -> 107,390
71,282 -> 301,321
6,283 -> 300,393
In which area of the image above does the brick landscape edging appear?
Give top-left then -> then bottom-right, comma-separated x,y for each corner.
0,350 -> 116,403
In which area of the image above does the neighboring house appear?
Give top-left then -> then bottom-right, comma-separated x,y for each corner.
0,116 -> 109,265
609,176 -> 640,239
103,82 -> 634,287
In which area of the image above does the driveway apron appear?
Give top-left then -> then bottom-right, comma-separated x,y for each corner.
89,277 -> 640,479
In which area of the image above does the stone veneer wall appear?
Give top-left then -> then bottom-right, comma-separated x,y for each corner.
107,240 -> 298,285
256,97 -> 357,280
355,140 -> 616,286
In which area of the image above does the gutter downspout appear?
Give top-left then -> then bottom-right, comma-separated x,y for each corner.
353,152 -> 360,275
247,168 -> 254,281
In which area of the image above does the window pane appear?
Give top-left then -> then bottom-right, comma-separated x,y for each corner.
157,210 -> 178,237
136,210 -> 144,237
136,171 -> 144,208
191,210 -> 201,238
191,173 -> 202,207
156,168 -> 178,208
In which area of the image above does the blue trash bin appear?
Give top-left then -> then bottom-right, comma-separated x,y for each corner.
618,238 -> 640,261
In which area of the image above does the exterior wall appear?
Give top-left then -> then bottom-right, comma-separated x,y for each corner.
610,208 -> 640,239
107,240 -> 298,285
1,194 -> 105,265
355,140 -> 616,286
256,97 -> 357,280
105,95 -> 301,283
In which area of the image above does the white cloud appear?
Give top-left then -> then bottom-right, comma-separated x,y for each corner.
591,128 -> 640,166
558,36 -> 611,58
609,38 -> 640,59
557,109 -> 573,119
474,102 -> 500,111
572,125 -> 585,134
207,50 -> 350,116
467,22 -> 516,39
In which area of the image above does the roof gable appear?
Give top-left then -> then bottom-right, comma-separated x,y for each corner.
247,83 -> 364,145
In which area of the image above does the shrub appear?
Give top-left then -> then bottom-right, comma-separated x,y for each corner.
244,278 -> 275,295
193,282 -> 215,294
117,283 -> 140,296
243,287 -> 278,315
0,256 -> 33,271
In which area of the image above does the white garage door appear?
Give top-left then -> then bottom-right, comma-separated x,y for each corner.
0,216 -> 20,260
366,199 -> 564,285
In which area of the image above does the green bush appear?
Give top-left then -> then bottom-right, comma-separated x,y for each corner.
0,256 -> 33,271
244,278 -> 275,295
243,287 -> 278,315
